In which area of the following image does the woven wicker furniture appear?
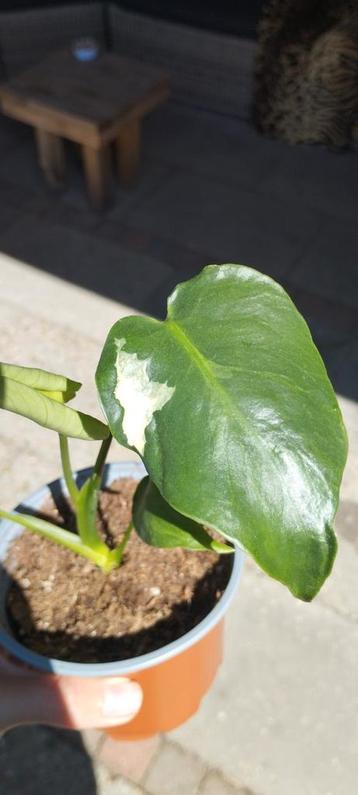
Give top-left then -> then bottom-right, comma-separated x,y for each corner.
0,4 -> 256,119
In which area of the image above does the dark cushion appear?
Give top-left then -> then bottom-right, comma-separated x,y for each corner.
117,1 -> 264,39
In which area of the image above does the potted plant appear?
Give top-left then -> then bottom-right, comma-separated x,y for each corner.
0,264 -> 347,740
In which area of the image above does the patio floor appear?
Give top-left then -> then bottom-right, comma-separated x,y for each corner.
0,100 -> 357,795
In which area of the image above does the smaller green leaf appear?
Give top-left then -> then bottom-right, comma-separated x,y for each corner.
40,388 -> 78,404
133,477 -> 234,554
0,363 -> 81,402
0,376 -> 109,440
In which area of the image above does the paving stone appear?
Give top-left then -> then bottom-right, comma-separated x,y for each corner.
143,104 -> 288,192
120,171 -> 322,281
0,216 -> 172,314
98,734 -> 161,783
171,567 -> 358,795
335,499 -> 358,551
94,762 -> 146,795
289,215 -> 358,311
318,502 -> 358,623
258,141 -> 358,222
0,202 -> 27,236
37,190 -> 104,234
143,741 -> 206,795
0,116 -> 29,151
289,283 -> 358,342
0,171 -> 42,236
0,251 -> 139,342
104,159 -> 172,223
199,771 -> 252,795
0,138 -> 45,193
338,396 -> 358,505
0,432 -> 62,509
321,338 -> 358,401
81,728 -> 105,756
0,104 -> 356,795
143,103 -> 310,198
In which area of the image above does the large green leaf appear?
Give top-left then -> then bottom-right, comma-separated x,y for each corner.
0,375 -> 109,441
96,264 -> 347,600
133,476 -> 234,554
0,362 -> 81,402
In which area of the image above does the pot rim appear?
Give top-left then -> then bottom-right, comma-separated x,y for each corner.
0,461 -> 244,677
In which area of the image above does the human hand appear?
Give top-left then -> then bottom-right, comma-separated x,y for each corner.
0,651 -> 142,734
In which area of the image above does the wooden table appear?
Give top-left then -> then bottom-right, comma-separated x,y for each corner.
0,50 -> 169,208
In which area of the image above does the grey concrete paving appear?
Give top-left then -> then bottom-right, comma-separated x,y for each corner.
171,558 -> 358,795
290,217 -> 358,310
0,101 -> 356,395
119,170 -> 323,281
0,261 -> 138,511
199,771 -> 253,795
257,139 -> 358,223
94,764 -> 146,795
0,216 -> 173,312
143,743 -> 205,795
0,98 -> 357,795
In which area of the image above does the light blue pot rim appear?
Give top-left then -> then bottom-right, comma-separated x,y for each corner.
0,461 -> 244,677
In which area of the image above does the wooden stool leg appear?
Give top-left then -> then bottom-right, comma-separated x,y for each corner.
81,145 -> 111,210
34,128 -> 65,187
116,119 -> 141,188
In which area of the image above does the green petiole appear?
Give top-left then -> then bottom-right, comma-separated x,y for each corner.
107,521 -> 134,568
0,508 -> 112,571
59,434 -> 80,506
92,434 -> 112,487
0,432 -> 132,573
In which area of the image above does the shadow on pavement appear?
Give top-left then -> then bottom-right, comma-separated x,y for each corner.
0,725 -> 97,795
0,107 -> 356,400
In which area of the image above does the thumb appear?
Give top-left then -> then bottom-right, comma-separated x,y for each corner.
1,674 -> 143,732
58,676 -> 143,729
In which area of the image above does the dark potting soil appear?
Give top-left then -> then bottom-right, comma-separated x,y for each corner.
5,478 -> 232,663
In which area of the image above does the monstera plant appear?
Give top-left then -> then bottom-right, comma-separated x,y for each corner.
0,264 -> 347,601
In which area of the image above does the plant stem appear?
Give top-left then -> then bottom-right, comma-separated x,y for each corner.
0,509 -> 109,570
59,434 -> 80,505
74,433 -> 112,553
92,434 -> 112,488
107,521 -> 134,569
0,433 -> 118,573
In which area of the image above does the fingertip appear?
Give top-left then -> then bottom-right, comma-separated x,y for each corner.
102,678 -> 143,722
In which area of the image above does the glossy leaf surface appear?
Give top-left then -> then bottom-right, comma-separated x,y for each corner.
133,477 -> 234,553
96,264 -> 347,599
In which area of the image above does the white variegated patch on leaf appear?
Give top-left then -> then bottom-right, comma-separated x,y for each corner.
114,339 -> 175,454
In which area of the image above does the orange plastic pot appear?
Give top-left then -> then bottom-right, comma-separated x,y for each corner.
105,620 -> 224,741
0,462 -> 244,740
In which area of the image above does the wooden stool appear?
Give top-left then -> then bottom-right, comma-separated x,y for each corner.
0,50 -> 169,209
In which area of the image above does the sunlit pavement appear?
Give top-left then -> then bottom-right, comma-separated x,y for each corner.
0,99 -> 357,794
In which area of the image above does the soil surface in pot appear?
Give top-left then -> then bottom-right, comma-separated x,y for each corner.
5,478 -> 232,663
